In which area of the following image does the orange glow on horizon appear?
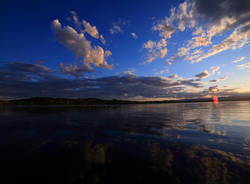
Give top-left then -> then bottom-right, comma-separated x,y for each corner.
213,96 -> 218,104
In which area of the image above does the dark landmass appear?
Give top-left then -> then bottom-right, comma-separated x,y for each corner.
1,96 -> 250,105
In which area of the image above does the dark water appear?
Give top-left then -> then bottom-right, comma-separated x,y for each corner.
1,101 -> 250,184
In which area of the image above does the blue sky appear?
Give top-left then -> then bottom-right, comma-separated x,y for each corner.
0,0 -> 250,100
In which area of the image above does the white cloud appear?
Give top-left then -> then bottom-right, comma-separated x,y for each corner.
210,66 -> 220,74
237,62 -> 250,69
69,11 -> 106,44
109,19 -> 129,35
123,68 -> 136,76
59,63 -> 92,77
232,56 -> 245,63
70,11 -> 81,29
191,23 -> 250,63
110,25 -> 122,34
166,47 -> 189,64
143,39 -> 168,63
82,20 -> 100,39
149,0 -> 250,64
52,19 -> 112,71
156,68 -> 169,75
131,32 -> 137,39
152,18 -> 175,39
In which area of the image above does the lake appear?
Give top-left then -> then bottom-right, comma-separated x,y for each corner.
1,101 -> 250,184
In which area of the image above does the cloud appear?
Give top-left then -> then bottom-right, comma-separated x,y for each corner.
143,39 -> 168,63
209,77 -> 227,82
145,1 -> 196,63
59,63 -> 93,77
195,66 -> 220,79
131,32 -> 137,39
191,23 -> 250,63
237,62 -> 250,69
70,11 -> 81,29
6,62 -> 52,74
0,62 -> 52,83
167,47 -> 189,64
0,62 -> 210,99
143,9 -> 176,63
152,17 -> 175,39
232,56 -> 245,63
151,0 -> 250,64
123,68 -> 136,76
70,11 -> 106,45
208,85 -> 220,93
109,19 -> 129,35
82,20 -> 100,38
155,68 -> 169,75
210,66 -> 220,74
0,62 -> 245,100
195,70 -> 210,79
52,19 -> 112,71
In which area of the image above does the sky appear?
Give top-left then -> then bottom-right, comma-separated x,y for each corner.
0,0 -> 250,100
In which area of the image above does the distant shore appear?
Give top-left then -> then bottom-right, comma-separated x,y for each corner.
1,96 -> 250,106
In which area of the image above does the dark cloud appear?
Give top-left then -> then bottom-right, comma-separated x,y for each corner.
0,62 -> 52,82
209,77 -> 227,83
0,62 -> 244,100
194,0 -> 250,24
208,85 -> 220,93
195,71 -> 209,79
6,62 -> 51,74
192,0 -> 250,44
0,62 -> 204,99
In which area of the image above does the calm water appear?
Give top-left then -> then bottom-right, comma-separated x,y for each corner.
1,101 -> 250,183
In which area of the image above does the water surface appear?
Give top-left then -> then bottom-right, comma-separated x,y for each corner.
1,101 -> 250,183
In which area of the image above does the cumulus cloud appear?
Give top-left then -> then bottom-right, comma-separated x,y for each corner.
69,11 -> 106,43
152,17 -> 175,39
143,39 -> 168,63
232,56 -> 245,63
143,11 -> 176,62
82,20 -> 100,38
109,19 -> 129,34
237,62 -> 250,69
131,32 -> 137,39
52,19 -> 112,72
